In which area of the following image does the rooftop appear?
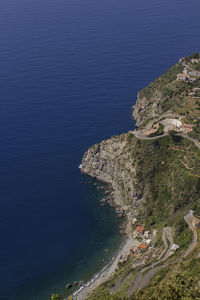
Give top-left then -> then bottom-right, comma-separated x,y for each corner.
138,243 -> 148,249
136,226 -> 144,232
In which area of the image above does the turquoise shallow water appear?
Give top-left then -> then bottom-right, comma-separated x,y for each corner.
0,0 -> 200,299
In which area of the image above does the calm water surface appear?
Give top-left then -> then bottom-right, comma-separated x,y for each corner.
0,0 -> 200,299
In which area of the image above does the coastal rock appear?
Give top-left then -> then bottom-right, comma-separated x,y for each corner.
133,90 -> 164,126
78,280 -> 84,287
81,134 -> 138,211
66,283 -> 73,289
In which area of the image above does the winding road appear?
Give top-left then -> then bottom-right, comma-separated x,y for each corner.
126,113 -> 200,296
127,227 -> 173,296
127,213 -> 199,296
132,115 -> 200,151
183,213 -> 198,258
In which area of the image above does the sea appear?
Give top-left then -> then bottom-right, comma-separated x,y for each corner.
0,0 -> 200,299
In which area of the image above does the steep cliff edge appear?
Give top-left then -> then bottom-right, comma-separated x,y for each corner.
81,134 -> 140,212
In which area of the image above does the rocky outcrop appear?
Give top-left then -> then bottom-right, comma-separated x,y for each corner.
133,90 -> 167,127
81,134 -> 140,213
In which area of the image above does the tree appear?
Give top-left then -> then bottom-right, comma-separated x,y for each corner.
50,293 -> 62,300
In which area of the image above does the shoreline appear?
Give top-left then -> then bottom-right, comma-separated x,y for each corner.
74,162 -> 138,299
73,157 -> 139,300
73,235 -> 137,300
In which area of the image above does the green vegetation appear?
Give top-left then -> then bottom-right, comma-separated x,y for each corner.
189,122 -> 200,142
173,216 -> 192,250
185,52 -> 200,61
50,294 -> 62,300
186,52 -> 200,71
132,135 -> 200,227
191,61 -> 200,71
139,62 -> 184,101
132,260 -> 200,300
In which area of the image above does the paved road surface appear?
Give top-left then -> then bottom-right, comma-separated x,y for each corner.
183,214 -> 198,258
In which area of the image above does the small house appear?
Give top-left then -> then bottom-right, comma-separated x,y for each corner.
136,226 -> 144,236
138,243 -> 148,249
171,244 -> 179,251
145,239 -> 152,245
177,73 -> 188,82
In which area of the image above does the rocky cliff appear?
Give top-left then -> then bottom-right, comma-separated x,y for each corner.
81,133 -> 141,213
133,89 -> 165,127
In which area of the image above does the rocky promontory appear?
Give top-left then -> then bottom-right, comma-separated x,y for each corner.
81,133 -> 143,216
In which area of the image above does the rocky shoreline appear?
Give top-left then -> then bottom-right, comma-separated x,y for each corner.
70,137 -> 140,299
73,236 -> 138,300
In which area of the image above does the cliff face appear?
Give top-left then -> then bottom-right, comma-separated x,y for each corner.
133,90 -> 165,127
81,134 -> 139,211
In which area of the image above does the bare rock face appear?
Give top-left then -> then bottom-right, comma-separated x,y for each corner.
133,90 -> 165,127
81,134 -> 138,210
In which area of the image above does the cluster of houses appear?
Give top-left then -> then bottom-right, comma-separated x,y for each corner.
176,68 -> 197,83
177,57 -> 200,82
131,219 -> 153,253
177,73 -> 189,82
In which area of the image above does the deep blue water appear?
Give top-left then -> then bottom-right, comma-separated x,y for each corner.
0,0 -> 200,299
